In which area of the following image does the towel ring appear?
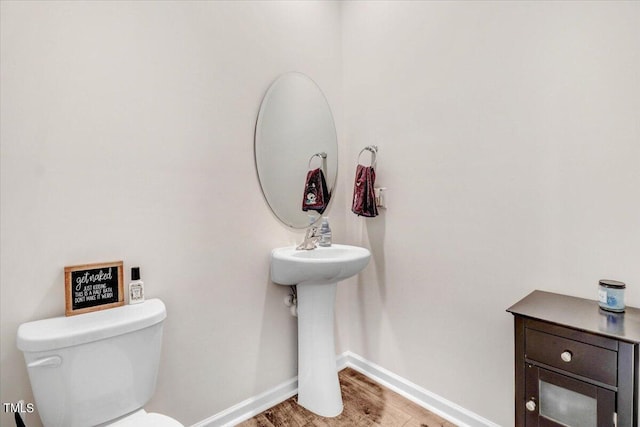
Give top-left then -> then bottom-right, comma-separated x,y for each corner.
308,152 -> 327,169
357,145 -> 378,169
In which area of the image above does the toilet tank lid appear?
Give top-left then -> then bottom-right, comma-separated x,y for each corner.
17,299 -> 166,353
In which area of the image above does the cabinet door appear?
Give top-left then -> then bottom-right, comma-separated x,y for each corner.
525,365 -> 616,427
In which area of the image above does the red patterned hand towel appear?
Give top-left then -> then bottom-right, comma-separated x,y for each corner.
351,165 -> 378,217
302,168 -> 330,214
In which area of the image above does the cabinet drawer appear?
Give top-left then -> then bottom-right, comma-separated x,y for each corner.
525,328 -> 617,387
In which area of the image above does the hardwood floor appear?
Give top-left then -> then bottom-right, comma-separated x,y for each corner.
236,368 -> 457,427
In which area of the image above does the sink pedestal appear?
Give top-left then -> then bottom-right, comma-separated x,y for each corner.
269,244 -> 371,418
296,281 -> 342,417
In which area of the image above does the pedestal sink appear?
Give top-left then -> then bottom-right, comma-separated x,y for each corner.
271,244 -> 371,417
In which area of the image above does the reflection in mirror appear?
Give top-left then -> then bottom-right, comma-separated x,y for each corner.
255,72 -> 338,228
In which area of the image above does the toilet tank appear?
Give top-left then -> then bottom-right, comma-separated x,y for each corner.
17,299 -> 167,427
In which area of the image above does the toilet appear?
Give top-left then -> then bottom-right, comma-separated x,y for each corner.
17,299 -> 183,427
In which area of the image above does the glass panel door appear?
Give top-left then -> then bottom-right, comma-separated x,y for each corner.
539,380 -> 597,427
525,365 -> 615,427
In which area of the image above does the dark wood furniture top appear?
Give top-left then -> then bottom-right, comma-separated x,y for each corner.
507,290 -> 640,344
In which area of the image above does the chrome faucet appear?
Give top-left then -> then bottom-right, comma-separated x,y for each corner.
297,226 -> 320,250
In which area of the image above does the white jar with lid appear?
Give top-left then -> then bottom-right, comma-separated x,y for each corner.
598,279 -> 626,312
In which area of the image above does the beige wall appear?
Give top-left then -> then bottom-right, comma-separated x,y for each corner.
342,1 -> 640,425
0,2 -> 345,426
2,2 -> 639,427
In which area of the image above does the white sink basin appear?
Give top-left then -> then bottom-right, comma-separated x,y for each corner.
271,244 -> 371,285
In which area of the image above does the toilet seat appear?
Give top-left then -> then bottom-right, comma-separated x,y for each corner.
106,409 -> 184,427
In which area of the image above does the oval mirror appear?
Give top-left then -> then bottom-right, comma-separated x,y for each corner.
255,72 -> 338,228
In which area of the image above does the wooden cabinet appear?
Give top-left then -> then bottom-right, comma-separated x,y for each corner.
508,291 -> 639,427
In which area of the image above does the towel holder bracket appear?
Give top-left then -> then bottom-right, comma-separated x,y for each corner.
308,152 -> 327,169
357,145 -> 378,169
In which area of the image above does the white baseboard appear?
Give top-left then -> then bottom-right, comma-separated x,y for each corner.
190,377 -> 298,427
192,351 -> 499,427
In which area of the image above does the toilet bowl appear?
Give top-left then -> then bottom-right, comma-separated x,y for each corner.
17,299 -> 184,427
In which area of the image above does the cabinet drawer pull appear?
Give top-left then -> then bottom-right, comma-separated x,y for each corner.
560,351 -> 573,362
526,400 -> 536,412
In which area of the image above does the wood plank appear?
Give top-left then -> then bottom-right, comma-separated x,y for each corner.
340,368 -> 410,412
238,368 -> 458,427
236,414 -> 275,427
338,372 -> 411,426
402,417 -> 457,427
339,368 -> 453,426
236,397 -> 314,427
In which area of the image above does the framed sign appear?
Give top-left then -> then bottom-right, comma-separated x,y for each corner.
64,261 -> 124,316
